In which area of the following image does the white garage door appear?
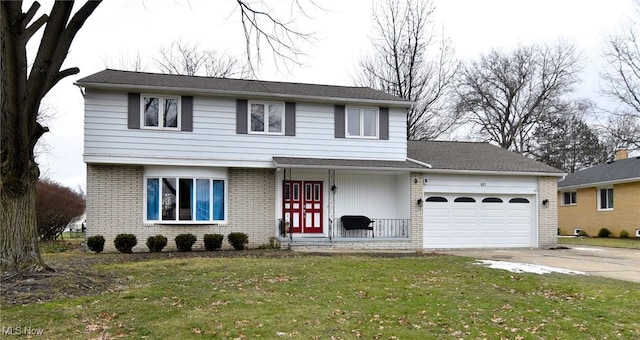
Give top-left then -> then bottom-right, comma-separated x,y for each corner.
423,194 -> 535,249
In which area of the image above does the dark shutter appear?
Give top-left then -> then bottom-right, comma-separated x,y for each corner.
128,93 -> 140,129
181,96 -> 193,131
285,102 -> 296,136
236,99 -> 248,134
334,105 -> 345,138
379,107 -> 389,140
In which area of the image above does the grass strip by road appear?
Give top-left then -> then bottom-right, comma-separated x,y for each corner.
2,252 -> 639,339
558,236 -> 640,249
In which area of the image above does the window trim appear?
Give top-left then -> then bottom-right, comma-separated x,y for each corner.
143,175 -> 227,224
562,191 -> 577,206
597,187 -> 614,211
140,94 -> 181,130
248,101 -> 285,135
345,106 -> 379,139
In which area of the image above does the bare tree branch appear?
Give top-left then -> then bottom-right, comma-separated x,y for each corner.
236,0 -> 315,74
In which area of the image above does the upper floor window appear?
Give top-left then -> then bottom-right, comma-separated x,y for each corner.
347,107 -> 378,138
562,191 -> 577,205
598,188 -> 613,210
250,102 -> 284,134
143,95 -> 180,129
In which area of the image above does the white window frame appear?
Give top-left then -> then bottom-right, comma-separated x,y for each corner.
143,167 -> 228,224
597,187 -> 614,211
562,191 -> 577,206
141,94 -> 181,130
345,107 -> 379,139
248,101 -> 285,135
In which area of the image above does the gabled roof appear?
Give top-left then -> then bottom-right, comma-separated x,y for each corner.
76,69 -> 413,107
408,140 -> 564,175
558,156 -> 640,189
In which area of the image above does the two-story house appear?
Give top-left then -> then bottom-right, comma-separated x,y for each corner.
78,69 -> 563,251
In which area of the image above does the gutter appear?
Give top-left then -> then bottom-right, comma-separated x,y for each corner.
74,81 -> 416,108
558,177 -> 640,190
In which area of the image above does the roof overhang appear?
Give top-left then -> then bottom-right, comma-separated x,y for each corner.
74,81 -> 415,108
558,177 -> 640,191
420,168 -> 566,177
273,156 -> 430,172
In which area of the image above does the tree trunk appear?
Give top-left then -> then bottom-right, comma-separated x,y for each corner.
0,174 -> 48,275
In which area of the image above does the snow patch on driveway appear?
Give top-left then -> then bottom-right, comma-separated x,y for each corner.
476,260 -> 586,275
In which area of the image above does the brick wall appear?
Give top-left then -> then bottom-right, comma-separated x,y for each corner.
558,181 -> 640,237
409,172 -> 424,249
538,176 -> 558,248
86,165 -> 275,252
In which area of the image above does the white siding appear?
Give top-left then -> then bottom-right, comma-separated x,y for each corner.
84,90 -> 407,166
335,172 -> 410,219
422,174 -> 538,194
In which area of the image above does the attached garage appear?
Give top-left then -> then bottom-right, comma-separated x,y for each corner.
423,193 -> 536,249
409,140 -> 565,250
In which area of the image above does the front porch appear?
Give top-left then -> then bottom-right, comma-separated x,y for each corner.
272,156 -> 427,248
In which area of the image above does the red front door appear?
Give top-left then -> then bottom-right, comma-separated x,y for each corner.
283,180 -> 323,234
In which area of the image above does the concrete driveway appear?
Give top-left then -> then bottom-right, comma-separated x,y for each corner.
437,246 -> 640,283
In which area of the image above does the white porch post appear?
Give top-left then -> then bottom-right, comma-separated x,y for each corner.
328,169 -> 335,240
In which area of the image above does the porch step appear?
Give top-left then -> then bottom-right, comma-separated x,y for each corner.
280,237 -> 333,250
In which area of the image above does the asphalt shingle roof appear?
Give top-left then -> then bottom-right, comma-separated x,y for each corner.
408,140 -> 564,174
558,156 -> 640,188
76,69 -> 412,105
273,157 -> 427,170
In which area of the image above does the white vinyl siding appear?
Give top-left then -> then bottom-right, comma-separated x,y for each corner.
84,90 -> 407,166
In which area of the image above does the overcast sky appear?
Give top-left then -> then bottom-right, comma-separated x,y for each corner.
31,0 -> 635,190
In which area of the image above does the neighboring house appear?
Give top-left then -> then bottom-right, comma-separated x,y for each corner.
558,149 -> 640,237
77,69 -> 563,252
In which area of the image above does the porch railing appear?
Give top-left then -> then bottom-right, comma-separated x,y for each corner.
334,218 -> 411,239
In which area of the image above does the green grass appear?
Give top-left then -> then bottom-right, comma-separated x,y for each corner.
2,253 -> 639,339
558,236 -> 640,249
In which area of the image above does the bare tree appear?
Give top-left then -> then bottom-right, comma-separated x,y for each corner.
601,0 -> 640,118
353,0 -> 459,140
1,0 -> 314,275
455,43 -> 581,154
36,179 -> 86,241
600,114 -> 640,153
600,0 -> 640,152
1,0 -> 102,274
155,40 -> 249,78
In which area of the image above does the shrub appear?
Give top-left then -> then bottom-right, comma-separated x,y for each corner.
598,228 -> 612,238
619,230 -> 630,239
146,234 -> 168,252
87,235 -> 105,253
203,234 -> 224,251
175,233 -> 197,252
114,233 -> 137,253
577,230 -> 589,237
228,232 -> 249,250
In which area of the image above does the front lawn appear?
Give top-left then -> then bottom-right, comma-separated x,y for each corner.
2,251 -> 639,339
558,236 -> 640,249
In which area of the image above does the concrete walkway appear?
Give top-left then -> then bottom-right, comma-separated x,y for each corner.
437,246 -> 640,283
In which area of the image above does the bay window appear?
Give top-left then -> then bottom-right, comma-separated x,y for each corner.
146,176 -> 225,222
